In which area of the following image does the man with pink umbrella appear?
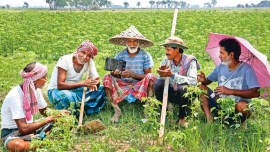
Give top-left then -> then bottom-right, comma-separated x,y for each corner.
198,38 -> 260,128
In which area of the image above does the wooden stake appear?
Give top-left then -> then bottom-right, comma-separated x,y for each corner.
159,8 -> 178,145
78,61 -> 91,127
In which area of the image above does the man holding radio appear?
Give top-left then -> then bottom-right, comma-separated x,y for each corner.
197,38 -> 260,128
103,26 -> 156,123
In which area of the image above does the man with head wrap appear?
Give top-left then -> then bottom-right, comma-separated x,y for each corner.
1,62 -> 69,152
47,40 -> 106,116
103,26 -> 156,123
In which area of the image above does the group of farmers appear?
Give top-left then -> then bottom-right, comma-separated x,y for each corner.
1,26 -> 260,151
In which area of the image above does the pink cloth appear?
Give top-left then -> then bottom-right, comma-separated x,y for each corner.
103,73 -> 156,104
20,62 -> 47,121
77,40 -> 98,58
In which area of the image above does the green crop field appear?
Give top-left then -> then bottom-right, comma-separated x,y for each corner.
0,9 -> 269,151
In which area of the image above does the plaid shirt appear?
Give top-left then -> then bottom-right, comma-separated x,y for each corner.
160,54 -> 200,87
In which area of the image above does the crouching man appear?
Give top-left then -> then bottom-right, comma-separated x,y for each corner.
1,62 -> 68,152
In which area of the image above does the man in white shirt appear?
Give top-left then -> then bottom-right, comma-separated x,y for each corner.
1,62 -> 68,152
47,40 -> 106,116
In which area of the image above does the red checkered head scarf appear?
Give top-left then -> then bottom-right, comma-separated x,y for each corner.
20,62 -> 47,121
77,40 -> 98,58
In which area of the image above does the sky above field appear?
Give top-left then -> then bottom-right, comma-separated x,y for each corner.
0,0 -> 263,8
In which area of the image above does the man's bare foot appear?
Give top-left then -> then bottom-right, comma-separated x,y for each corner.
110,111 -> 122,123
207,116 -> 214,123
110,103 -> 122,123
178,118 -> 189,128
167,103 -> 174,111
241,121 -> 247,131
147,87 -> 154,97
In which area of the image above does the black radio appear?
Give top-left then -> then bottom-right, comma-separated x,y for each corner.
104,57 -> 126,71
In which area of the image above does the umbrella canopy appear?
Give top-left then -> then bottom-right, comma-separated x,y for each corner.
205,33 -> 270,88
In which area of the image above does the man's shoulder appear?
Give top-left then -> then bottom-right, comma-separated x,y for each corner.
241,62 -> 252,69
139,49 -> 151,55
214,64 -> 227,72
183,54 -> 196,59
3,86 -> 22,104
58,54 -> 72,62
8,86 -> 22,96
118,49 -> 128,54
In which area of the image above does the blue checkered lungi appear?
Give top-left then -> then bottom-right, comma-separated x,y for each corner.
48,86 -> 106,115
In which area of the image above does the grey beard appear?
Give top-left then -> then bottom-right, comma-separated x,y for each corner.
76,54 -> 85,64
127,47 -> 138,53
221,60 -> 231,67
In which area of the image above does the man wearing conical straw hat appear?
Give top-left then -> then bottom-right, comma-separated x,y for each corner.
103,26 -> 156,123
154,36 -> 200,127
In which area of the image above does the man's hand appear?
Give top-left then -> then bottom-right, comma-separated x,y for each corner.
82,79 -> 99,92
197,71 -> 206,83
82,79 -> 98,87
121,69 -> 134,78
157,66 -> 173,77
59,110 -> 71,116
47,110 -> 71,122
214,86 -> 233,96
112,69 -> 121,75
111,69 -> 121,78
45,115 -> 55,123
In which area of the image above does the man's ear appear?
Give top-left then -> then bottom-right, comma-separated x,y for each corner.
175,47 -> 180,52
229,52 -> 234,59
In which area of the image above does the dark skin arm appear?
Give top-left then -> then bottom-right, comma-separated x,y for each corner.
198,71 -> 260,98
39,108 -> 71,117
15,109 -> 70,135
57,67 -> 99,91
197,71 -> 213,85
156,66 -> 173,77
112,68 -> 152,81
15,116 -> 54,136
110,70 -> 121,78
122,68 -> 152,80
215,86 -> 260,98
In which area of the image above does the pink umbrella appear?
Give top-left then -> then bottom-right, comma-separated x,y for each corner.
205,33 -> 270,88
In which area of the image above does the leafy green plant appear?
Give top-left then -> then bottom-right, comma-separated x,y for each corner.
215,97 -> 242,128
141,97 -> 162,137
165,130 -> 186,150
31,109 -> 77,151
183,84 -> 206,122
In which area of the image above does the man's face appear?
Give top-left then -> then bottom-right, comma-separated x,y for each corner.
34,74 -> 47,89
165,46 -> 179,60
219,47 -> 232,66
126,38 -> 139,54
76,50 -> 92,64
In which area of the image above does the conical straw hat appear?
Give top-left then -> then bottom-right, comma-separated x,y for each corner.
109,26 -> 153,48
